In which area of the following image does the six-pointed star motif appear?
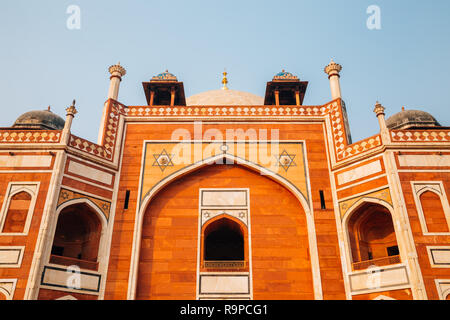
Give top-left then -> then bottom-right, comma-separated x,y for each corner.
275,150 -> 297,172
152,149 -> 175,172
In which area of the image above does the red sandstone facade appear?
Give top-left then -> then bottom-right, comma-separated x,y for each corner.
0,64 -> 449,300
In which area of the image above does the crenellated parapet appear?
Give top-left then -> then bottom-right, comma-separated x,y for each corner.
0,130 -> 62,143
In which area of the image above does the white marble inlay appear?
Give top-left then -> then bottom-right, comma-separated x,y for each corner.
337,160 -> 382,185
42,266 -> 100,293
0,247 -> 23,267
68,161 -> 113,185
0,155 -> 52,168
398,155 -> 450,167
349,266 -> 409,292
200,275 -> 249,294
429,248 -> 450,265
202,190 -> 247,207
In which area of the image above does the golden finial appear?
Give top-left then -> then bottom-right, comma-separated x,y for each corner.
222,69 -> 229,90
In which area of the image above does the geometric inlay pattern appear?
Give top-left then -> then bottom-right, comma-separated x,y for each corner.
57,188 -> 111,220
339,187 -> 392,219
152,149 -> 175,172
274,150 -> 297,172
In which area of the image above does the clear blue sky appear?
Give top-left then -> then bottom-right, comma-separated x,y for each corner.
1,0 -> 449,143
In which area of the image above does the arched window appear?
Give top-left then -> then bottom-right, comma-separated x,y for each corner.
204,218 -> 244,261
50,203 -> 102,271
420,191 -> 449,233
1,191 -> 32,233
348,203 -> 400,271
202,217 -> 246,270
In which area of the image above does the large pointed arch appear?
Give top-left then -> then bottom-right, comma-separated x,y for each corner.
127,153 -> 323,299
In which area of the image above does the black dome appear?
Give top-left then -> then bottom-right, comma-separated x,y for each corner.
386,109 -> 441,130
13,109 -> 65,130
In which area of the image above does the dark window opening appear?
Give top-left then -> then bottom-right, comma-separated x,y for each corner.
204,218 -> 244,261
51,246 -> 64,256
124,190 -> 130,210
319,190 -> 326,210
387,245 -> 399,257
154,90 -> 171,105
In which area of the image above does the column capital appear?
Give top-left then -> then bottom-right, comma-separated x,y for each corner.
324,59 -> 342,77
373,101 -> 386,117
109,62 -> 127,79
65,99 -> 78,117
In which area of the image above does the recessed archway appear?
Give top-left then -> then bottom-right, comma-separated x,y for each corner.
133,162 -> 316,300
345,201 -> 401,271
49,200 -> 107,271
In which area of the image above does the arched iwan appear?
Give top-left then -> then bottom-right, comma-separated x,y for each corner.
127,153 -> 323,300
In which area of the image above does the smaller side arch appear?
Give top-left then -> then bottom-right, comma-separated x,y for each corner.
0,184 -> 39,235
342,197 -> 402,271
0,191 -> 32,234
417,188 -> 450,233
47,198 -> 108,272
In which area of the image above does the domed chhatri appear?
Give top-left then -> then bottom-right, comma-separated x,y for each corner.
13,108 -> 65,130
386,107 -> 441,130
151,70 -> 178,82
273,70 -> 299,81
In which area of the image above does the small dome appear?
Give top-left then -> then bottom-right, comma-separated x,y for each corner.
13,109 -> 65,130
386,109 -> 441,130
186,89 -> 264,106
151,70 -> 178,82
273,70 -> 299,81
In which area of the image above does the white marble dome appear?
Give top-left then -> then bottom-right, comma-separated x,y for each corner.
186,89 -> 264,106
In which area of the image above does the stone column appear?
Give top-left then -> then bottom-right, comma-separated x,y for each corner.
274,89 -> 280,106
62,100 -> 77,145
170,87 -> 176,106
107,62 -> 126,101
324,59 -> 343,100
295,90 -> 300,106
373,101 -> 391,145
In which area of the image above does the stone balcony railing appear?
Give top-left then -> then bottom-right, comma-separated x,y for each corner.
50,254 -> 99,271
352,255 -> 401,271
203,260 -> 247,270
